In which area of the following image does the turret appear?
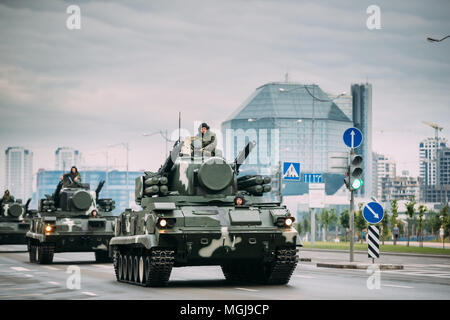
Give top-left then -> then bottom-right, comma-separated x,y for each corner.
1,198 -> 36,220
134,140 -> 272,204
39,180 -> 113,215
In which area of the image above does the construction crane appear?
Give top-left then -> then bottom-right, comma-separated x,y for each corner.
423,121 -> 443,140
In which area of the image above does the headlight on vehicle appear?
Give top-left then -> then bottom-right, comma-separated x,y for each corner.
276,217 -> 295,228
159,218 -> 167,228
44,224 -> 54,234
157,218 -> 176,229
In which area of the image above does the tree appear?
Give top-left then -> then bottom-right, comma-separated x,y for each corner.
440,205 -> 449,241
355,203 -> 367,243
328,209 -> 338,241
380,207 -> 390,245
417,204 -> 427,248
405,196 -> 417,247
431,211 -> 442,238
302,217 -> 310,237
340,209 -> 349,241
296,222 -> 302,235
390,199 -> 399,245
320,209 -> 330,241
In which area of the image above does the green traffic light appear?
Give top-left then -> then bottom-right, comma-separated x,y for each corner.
352,179 -> 363,190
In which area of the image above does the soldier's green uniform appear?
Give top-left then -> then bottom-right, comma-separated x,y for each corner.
1,191 -> 14,204
62,167 -> 82,187
194,122 -> 217,156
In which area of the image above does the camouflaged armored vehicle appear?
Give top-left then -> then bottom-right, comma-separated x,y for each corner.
0,198 -> 37,245
110,138 -> 300,287
26,178 -> 116,264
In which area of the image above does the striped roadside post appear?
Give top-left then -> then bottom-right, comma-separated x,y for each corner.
363,201 -> 384,263
368,225 -> 380,262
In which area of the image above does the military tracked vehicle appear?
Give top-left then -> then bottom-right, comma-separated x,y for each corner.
110,138 -> 301,287
0,198 -> 37,245
26,178 -> 116,264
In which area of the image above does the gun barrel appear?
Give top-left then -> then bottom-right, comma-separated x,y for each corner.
158,140 -> 184,176
95,180 -> 105,200
234,141 -> 256,173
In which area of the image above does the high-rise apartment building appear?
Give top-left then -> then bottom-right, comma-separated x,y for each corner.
419,137 -> 447,186
55,147 -> 81,171
419,137 -> 448,203
4,147 -> 33,201
373,152 -> 396,200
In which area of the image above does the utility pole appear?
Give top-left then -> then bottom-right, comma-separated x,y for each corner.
125,142 -> 129,208
343,128 -> 364,262
311,84 -> 316,246
349,150 -> 355,262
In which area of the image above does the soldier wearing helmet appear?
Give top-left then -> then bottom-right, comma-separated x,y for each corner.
194,122 -> 217,157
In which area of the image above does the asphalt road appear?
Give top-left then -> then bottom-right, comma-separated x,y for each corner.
0,245 -> 449,300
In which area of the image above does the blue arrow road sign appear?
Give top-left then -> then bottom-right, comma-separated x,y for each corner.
283,162 -> 300,180
363,202 -> 384,224
343,127 -> 363,149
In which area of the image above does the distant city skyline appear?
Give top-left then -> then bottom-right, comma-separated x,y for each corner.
1,0 -> 449,182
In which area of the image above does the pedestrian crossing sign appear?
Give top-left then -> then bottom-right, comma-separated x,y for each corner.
283,162 -> 300,180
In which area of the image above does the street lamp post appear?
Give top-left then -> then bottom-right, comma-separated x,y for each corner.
246,117 -> 302,204
143,130 -> 172,158
279,85 -> 346,247
427,35 -> 450,43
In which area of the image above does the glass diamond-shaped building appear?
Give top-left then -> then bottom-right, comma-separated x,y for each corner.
221,82 -> 353,197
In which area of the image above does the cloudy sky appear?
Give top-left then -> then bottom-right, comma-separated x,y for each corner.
0,0 -> 449,185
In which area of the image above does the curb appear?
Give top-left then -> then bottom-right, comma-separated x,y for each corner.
301,248 -> 450,259
316,262 -> 403,270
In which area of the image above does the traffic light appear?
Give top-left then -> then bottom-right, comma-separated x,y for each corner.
344,154 -> 363,191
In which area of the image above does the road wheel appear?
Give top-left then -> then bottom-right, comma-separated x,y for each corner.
122,255 -> 128,281
138,256 -> 145,284
117,253 -> 123,281
127,255 -> 133,282
143,256 -> 151,287
133,256 -> 140,284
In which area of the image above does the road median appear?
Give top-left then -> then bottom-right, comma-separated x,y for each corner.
316,262 -> 403,270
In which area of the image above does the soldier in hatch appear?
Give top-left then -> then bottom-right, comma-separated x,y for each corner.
193,122 -> 217,157
61,166 -> 82,186
1,190 -> 14,204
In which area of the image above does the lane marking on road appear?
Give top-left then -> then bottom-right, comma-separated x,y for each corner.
42,266 -> 59,271
429,264 -> 450,268
82,291 -> 97,296
48,281 -> 59,286
94,264 -> 114,269
2,293 -> 43,298
234,287 -> 259,292
383,270 -> 450,279
10,267 -> 31,272
54,257 -> 70,261
382,284 -> 413,289
24,274 -> 33,278
294,275 -> 316,279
